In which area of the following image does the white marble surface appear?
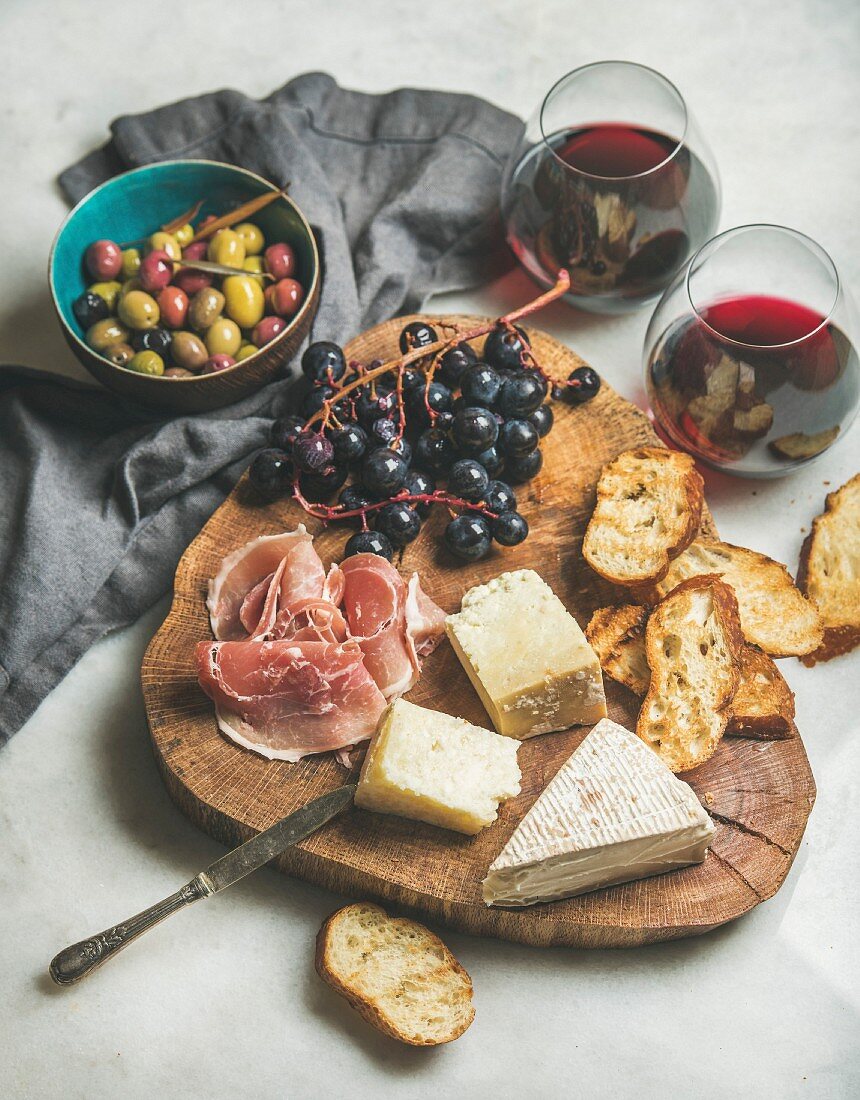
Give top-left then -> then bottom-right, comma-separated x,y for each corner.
1,1 -> 859,1097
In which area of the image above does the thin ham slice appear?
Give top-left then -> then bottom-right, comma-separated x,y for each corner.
207,525 -> 326,641
196,638 -> 387,762
273,598 -> 348,644
340,554 -> 443,699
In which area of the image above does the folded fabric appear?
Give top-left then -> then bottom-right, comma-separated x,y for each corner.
0,71 -> 523,742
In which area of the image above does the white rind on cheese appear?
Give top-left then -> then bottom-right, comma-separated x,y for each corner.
445,569 -> 607,740
482,718 -> 713,906
355,698 -> 521,835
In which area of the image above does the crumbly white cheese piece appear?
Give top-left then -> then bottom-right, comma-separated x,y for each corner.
445,569 -> 606,739
482,719 -> 713,906
355,698 -> 521,835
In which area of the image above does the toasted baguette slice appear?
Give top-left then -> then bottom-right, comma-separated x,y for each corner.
586,604 -> 650,695
315,903 -> 474,1046
639,537 -> 823,658
583,447 -> 704,586
637,576 -> 744,771
590,604 -> 794,739
798,473 -> 860,663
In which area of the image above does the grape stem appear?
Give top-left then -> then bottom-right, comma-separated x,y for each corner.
292,485 -> 499,524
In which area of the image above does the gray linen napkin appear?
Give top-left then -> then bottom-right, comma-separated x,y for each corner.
0,72 -> 523,742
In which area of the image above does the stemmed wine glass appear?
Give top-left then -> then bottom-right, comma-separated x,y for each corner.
502,61 -> 721,314
643,224 -> 860,475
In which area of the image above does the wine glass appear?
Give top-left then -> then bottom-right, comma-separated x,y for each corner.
644,224 -> 860,475
501,61 -> 721,314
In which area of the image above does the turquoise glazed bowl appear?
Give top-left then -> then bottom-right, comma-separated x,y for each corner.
49,160 -> 319,412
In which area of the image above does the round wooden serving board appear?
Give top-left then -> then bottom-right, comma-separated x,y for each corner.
142,316 -> 816,948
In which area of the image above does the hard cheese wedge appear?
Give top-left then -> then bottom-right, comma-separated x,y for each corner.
445,569 -> 606,740
355,698 -> 521,835
482,718 -> 713,906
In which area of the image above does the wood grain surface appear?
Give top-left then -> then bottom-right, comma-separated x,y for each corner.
141,315 -> 816,948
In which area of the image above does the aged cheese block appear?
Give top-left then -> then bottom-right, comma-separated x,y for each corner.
355,699 -> 521,835
482,719 -> 714,906
445,569 -> 607,739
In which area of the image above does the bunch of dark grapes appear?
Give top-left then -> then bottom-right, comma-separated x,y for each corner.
248,320 -> 600,563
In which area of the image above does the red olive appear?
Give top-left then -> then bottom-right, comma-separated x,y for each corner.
264,242 -> 296,280
265,278 -> 305,318
182,240 -> 208,262
202,354 -> 236,374
85,239 -> 122,281
252,315 -> 286,348
173,267 -> 213,296
138,249 -> 174,293
157,286 -> 189,329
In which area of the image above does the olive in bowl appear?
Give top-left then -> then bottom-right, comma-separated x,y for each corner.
49,160 -> 320,413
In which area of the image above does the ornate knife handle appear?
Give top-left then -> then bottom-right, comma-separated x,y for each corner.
49,874 -> 214,985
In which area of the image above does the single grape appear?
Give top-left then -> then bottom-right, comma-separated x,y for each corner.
460,363 -> 502,408
300,465 -> 348,501
362,448 -> 408,497
406,380 -> 452,427
445,514 -> 491,561
248,449 -> 293,498
399,321 -> 438,353
492,511 -> 529,546
387,436 -> 412,465
437,341 -> 477,387
485,480 -> 517,514
448,458 -> 490,503
301,341 -> 346,383
414,428 -> 455,473
529,404 -> 554,438
403,469 -> 435,516
370,417 -> 397,447
375,501 -> 422,546
497,372 -> 545,418
506,448 -> 543,483
483,324 -> 530,372
452,405 -> 499,454
270,414 -> 304,452
566,366 -> 601,403
293,430 -> 334,473
338,484 -> 373,524
401,368 -> 425,392
355,388 -> 397,428
344,530 -> 393,561
499,418 -> 539,458
301,385 -> 335,418
475,445 -> 504,478
330,423 -> 368,465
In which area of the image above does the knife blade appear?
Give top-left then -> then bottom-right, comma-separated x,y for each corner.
49,784 -> 356,985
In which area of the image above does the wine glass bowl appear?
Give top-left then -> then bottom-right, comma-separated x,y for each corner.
643,224 -> 860,476
502,61 -> 721,314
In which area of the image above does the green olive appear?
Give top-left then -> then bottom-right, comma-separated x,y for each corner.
86,318 -> 131,353
105,342 -> 135,368
204,317 -> 242,357
242,255 -> 266,276
148,231 -> 181,262
222,275 -> 265,329
129,350 -> 164,376
208,228 -> 245,268
171,330 -> 208,371
236,343 -> 257,362
119,277 -> 142,299
235,222 -> 265,255
120,248 -> 141,280
88,280 -> 122,311
188,287 -> 226,332
118,290 -> 160,330
173,223 -> 194,248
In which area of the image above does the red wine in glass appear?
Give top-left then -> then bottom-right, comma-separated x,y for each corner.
647,294 -> 859,469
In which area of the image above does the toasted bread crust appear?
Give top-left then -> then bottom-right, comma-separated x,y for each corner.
635,537 -> 823,657
315,903 -> 475,1047
797,474 -> 860,665
586,605 -> 650,696
583,447 -> 704,586
637,576 -> 744,772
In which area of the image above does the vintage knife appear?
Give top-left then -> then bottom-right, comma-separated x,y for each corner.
49,784 -> 356,986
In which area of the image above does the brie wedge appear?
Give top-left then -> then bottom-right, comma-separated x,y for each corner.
482,719 -> 713,906
355,698 -> 521,835
445,569 -> 607,740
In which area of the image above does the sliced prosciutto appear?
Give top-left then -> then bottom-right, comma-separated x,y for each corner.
207,525 -> 326,640
197,638 -> 387,762
340,554 -> 445,699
